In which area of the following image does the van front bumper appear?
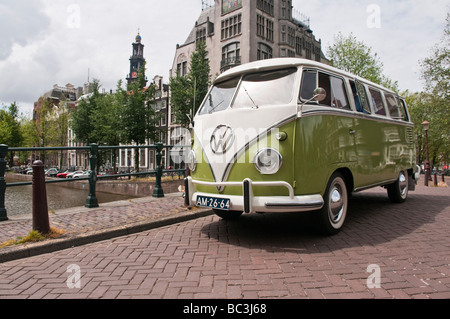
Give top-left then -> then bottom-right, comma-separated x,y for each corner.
184,177 -> 324,214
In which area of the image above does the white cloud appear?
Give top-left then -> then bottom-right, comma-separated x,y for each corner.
292,0 -> 449,92
0,0 -> 448,117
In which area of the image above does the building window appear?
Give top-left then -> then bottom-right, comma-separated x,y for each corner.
176,61 -> 188,77
221,14 -> 242,40
296,36 -> 302,55
221,42 -> 241,70
280,25 -> 286,43
257,0 -> 274,16
314,46 -> 321,62
257,14 -> 265,38
266,19 -> 274,42
305,42 -> 312,59
257,42 -> 272,60
196,27 -> 206,43
288,27 -> 295,47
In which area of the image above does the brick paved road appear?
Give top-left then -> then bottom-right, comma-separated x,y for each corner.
0,184 -> 449,300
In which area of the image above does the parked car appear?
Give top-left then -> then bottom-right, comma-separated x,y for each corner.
72,171 -> 90,178
57,170 -> 72,178
66,170 -> 85,178
45,168 -> 59,177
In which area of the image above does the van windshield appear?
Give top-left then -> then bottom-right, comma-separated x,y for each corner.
232,68 -> 297,109
198,77 -> 240,115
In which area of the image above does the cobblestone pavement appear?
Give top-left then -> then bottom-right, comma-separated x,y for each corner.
0,184 -> 449,300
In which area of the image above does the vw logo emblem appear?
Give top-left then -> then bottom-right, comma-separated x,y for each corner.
210,125 -> 234,154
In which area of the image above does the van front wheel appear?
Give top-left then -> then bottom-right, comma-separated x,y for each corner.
317,173 -> 348,235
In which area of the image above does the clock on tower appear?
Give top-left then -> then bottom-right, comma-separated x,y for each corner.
126,31 -> 147,87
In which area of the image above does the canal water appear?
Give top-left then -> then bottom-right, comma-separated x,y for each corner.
4,176 -> 135,217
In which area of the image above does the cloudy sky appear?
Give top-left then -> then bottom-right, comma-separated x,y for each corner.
0,0 -> 448,117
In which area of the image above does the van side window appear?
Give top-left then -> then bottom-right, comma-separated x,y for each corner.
385,93 -> 404,119
300,70 -> 350,110
317,73 -> 350,110
396,97 -> 409,121
368,88 -> 386,116
300,70 -> 317,101
329,76 -> 350,110
349,80 -> 371,114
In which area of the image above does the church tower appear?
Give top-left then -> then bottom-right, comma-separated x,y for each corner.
127,32 -> 147,86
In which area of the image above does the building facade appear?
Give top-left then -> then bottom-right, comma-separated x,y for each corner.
33,82 -> 93,169
171,0 -> 328,80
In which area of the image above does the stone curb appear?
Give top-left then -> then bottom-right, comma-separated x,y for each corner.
0,208 -> 213,264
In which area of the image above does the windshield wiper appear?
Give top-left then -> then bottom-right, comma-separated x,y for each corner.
208,98 -> 224,114
242,84 -> 258,109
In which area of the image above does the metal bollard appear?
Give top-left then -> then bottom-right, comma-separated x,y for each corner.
85,143 -> 99,208
0,144 -> 8,221
32,160 -> 50,234
434,173 -> 438,187
152,143 -> 164,198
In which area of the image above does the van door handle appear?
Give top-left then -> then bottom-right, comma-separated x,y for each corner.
349,129 -> 356,135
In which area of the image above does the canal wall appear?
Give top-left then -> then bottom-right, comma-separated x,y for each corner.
6,174 -> 185,197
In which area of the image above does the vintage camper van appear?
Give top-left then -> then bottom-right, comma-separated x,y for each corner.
184,58 -> 420,235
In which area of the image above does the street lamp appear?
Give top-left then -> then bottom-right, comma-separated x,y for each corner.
422,121 -> 430,186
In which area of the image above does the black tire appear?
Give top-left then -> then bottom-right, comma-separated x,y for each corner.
214,209 -> 243,220
387,171 -> 408,203
317,172 -> 349,235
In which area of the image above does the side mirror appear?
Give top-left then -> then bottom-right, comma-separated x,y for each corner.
313,87 -> 326,102
298,87 -> 327,117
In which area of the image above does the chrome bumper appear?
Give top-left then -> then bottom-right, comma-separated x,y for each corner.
185,177 -> 324,214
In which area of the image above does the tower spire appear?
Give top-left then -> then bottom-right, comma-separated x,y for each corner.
127,31 -> 147,87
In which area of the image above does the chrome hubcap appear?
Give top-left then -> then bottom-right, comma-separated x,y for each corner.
399,172 -> 407,197
329,185 -> 344,224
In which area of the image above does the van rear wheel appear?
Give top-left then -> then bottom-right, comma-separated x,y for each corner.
214,209 -> 243,220
317,172 -> 348,235
387,171 -> 408,203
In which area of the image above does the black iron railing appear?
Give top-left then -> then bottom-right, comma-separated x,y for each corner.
0,143 -> 189,221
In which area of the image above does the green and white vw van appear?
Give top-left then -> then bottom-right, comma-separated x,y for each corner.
184,58 -> 420,235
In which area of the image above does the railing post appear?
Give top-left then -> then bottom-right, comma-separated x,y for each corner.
0,145 -> 8,221
153,143 -> 164,198
32,160 -> 50,234
85,143 -> 99,208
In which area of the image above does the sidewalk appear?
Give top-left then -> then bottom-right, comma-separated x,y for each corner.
0,193 -> 213,263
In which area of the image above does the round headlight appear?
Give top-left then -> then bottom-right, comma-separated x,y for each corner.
187,150 -> 197,172
253,148 -> 282,175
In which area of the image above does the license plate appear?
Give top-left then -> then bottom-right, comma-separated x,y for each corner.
196,196 -> 230,211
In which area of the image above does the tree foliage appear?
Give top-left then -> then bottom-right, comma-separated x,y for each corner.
115,64 -> 157,171
170,41 -> 211,127
327,32 -> 399,91
0,102 -> 23,148
412,13 -> 450,166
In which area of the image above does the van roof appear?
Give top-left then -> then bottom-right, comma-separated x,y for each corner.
216,58 -> 397,95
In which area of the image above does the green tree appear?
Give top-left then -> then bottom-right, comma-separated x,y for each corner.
420,13 -> 449,99
327,32 -> 398,91
170,41 -> 211,127
0,102 -> 24,166
415,13 -> 450,166
116,64 -> 158,171
70,80 -> 102,144
90,92 -> 123,172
